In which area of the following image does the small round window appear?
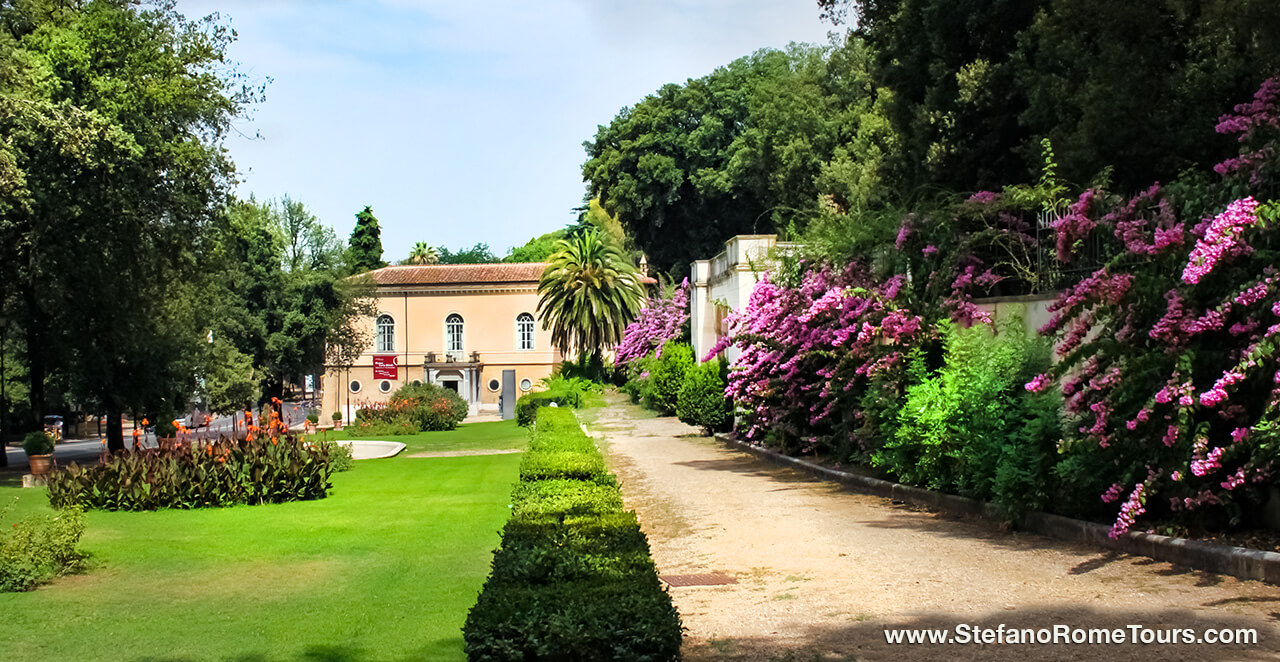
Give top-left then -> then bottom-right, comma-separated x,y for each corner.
349,380 -> 362,394
411,380 -> 422,386
487,379 -> 501,392
520,378 -> 532,391
379,380 -> 393,393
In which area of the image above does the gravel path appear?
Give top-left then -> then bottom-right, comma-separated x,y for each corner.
580,394 -> 1280,661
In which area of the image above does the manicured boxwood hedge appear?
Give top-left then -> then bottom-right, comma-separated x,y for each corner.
463,407 -> 682,661
515,392 -> 572,427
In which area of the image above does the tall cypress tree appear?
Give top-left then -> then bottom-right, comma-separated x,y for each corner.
348,206 -> 387,273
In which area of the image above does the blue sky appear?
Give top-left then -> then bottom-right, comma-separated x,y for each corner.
176,1 -> 835,262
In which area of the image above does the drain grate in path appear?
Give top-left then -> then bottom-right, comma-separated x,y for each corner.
660,573 -> 738,587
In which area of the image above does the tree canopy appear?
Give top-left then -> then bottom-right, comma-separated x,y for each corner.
586,0 -> 1280,278
347,206 -> 386,273
437,242 -> 497,264
583,44 -> 882,276
0,0 -> 258,449
821,0 -> 1280,192
503,230 -> 566,263
206,197 -> 371,410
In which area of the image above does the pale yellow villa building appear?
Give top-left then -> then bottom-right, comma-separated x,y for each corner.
321,263 -> 559,421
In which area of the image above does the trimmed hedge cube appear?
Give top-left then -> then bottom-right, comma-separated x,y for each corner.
463,407 -> 681,661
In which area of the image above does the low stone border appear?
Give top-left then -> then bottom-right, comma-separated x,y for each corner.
716,433 -> 1280,585
339,440 -> 406,460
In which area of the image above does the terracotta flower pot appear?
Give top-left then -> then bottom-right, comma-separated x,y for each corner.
28,454 -> 53,477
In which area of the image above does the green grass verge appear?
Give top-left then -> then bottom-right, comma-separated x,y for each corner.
329,419 -> 527,455
0,421 -> 527,662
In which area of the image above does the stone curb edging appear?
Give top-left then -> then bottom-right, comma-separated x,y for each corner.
715,433 -> 1280,585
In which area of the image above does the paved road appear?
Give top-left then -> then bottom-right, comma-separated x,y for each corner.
581,393 -> 1280,662
3,402 -> 309,472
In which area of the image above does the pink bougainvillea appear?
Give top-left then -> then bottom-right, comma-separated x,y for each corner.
1214,77 -> 1280,187
711,265 -> 925,447
615,279 -> 689,366
1041,172 -> 1279,536
1181,197 -> 1260,285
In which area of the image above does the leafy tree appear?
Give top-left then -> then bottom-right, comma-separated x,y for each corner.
210,197 -> 372,405
504,229 -> 565,263
578,198 -> 628,248
406,241 -> 439,265
536,231 -> 644,364
347,205 -> 386,273
583,45 -> 845,276
503,199 -> 631,263
200,338 -> 259,414
818,0 -> 1280,195
0,0 -> 258,450
437,242 -> 497,264
1017,0 -> 1280,191
280,195 -> 344,272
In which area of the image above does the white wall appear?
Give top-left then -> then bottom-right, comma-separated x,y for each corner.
691,235 -> 790,363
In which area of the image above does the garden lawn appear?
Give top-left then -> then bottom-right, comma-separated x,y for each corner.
330,419 -> 528,455
0,421 -> 527,662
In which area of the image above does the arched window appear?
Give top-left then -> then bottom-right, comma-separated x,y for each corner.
517,312 -> 534,350
446,314 -> 464,354
376,314 -> 395,352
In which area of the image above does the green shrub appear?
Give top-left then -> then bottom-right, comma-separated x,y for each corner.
645,341 -> 693,415
315,438 -> 355,472
872,319 -> 1060,517
0,504 -> 86,592
518,417 -> 614,484
46,433 -> 336,511
618,352 -> 657,406
154,418 -> 177,438
23,431 -> 54,456
348,417 -> 418,436
557,353 -> 608,383
508,480 -> 624,520
515,375 -> 600,427
463,407 -> 681,661
393,381 -> 469,430
358,382 -> 468,432
519,451 -> 616,486
676,358 -> 732,435
516,393 -> 569,428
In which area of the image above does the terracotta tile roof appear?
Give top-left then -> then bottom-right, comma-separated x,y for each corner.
367,263 -> 546,286
365,262 -> 658,286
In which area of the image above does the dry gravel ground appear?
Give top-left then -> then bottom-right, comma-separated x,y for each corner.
579,393 -> 1280,661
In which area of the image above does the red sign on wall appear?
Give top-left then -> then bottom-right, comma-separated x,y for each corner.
373,355 -> 398,380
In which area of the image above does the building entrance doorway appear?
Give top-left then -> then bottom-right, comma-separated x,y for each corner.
442,381 -> 459,393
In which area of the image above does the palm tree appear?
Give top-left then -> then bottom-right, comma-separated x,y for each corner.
537,230 -> 644,364
407,241 -> 439,265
